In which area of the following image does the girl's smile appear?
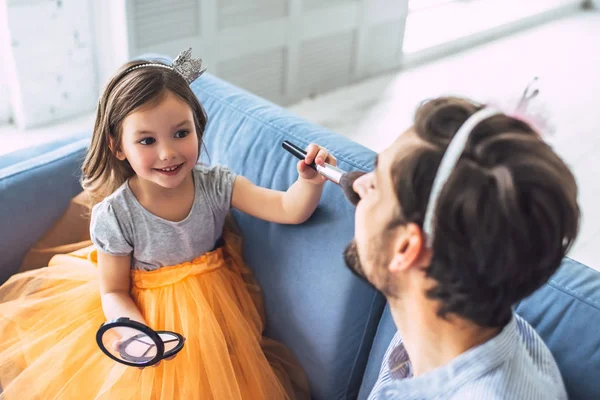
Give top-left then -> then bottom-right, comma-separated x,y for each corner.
153,162 -> 185,176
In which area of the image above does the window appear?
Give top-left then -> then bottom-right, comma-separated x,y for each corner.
403,0 -> 581,55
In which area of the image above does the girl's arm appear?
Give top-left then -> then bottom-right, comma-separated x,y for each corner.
232,144 -> 335,224
98,251 -> 147,325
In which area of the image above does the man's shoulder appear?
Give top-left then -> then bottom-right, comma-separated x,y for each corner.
447,368 -> 567,400
375,314 -> 567,400
448,315 -> 567,400
379,368 -> 567,400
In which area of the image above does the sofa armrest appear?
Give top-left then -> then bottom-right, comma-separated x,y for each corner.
0,136 -> 88,283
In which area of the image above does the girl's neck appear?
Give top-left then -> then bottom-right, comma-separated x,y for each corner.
127,171 -> 196,223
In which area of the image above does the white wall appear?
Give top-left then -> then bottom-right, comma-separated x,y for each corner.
124,0 -> 410,106
3,0 -> 98,129
0,0 -> 12,125
1,0 -> 408,125
4,0 -> 581,129
91,0 -> 130,89
0,0 -> 132,129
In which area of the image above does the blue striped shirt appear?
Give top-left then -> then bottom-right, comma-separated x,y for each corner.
368,313 -> 567,400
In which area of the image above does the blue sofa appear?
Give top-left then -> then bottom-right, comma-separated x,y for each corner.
1,72 -> 599,400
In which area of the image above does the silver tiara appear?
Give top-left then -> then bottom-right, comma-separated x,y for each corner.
124,47 -> 206,84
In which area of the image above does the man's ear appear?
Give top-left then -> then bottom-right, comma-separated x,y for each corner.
109,137 -> 126,161
389,223 -> 424,273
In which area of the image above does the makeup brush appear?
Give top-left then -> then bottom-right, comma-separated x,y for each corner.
281,140 -> 363,205
338,171 -> 363,206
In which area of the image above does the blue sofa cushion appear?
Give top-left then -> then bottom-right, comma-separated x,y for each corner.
0,137 -> 89,284
357,305 -> 396,400
358,258 -> 600,400
515,259 -> 600,400
192,74 -> 387,400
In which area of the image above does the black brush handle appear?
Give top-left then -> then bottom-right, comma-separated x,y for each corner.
282,140 -> 317,171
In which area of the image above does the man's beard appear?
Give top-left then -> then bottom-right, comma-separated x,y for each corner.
343,238 -> 396,297
343,240 -> 378,292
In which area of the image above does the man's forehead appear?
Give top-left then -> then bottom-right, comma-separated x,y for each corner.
376,128 -> 416,173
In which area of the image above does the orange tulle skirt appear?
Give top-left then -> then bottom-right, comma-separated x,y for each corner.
0,234 -> 309,400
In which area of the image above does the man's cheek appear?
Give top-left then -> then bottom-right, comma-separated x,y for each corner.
354,208 -> 368,240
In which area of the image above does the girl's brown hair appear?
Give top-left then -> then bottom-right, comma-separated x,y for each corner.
81,60 -> 208,206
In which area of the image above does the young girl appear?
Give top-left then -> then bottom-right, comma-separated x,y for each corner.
0,50 -> 333,399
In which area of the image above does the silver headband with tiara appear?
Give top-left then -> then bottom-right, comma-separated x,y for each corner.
422,107 -> 502,248
123,48 -> 206,84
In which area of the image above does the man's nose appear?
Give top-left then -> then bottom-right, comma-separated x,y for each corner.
339,171 -> 367,206
352,173 -> 370,199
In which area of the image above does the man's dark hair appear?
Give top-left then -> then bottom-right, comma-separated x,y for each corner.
390,97 -> 579,327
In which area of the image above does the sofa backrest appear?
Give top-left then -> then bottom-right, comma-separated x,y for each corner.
193,74 -> 385,399
358,258 -> 600,400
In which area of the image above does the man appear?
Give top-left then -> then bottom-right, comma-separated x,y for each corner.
344,97 -> 578,399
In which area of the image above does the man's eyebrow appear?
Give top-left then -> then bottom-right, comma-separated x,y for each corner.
373,155 -> 381,182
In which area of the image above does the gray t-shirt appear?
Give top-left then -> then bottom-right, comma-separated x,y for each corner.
90,164 -> 237,271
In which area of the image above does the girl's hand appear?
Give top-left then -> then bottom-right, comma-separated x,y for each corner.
297,143 -> 337,185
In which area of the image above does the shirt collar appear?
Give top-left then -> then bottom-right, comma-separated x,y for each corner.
384,313 -> 518,399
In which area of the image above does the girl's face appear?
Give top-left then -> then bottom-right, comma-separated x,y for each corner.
117,91 -> 199,190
